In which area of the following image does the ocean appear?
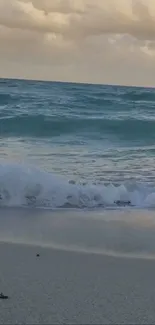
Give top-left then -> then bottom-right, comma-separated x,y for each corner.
0,77 -> 155,210
1,79 -> 155,324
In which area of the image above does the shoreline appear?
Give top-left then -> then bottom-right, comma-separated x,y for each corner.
1,239 -> 155,261
0,207 -> 155,259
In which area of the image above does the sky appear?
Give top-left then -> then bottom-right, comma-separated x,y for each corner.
0,0 -> 155,86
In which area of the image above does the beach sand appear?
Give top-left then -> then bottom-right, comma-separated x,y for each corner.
1,242 -> 155,324
1,208 -> 155,324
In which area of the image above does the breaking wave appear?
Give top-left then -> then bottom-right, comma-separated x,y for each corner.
0,162 -> 155,209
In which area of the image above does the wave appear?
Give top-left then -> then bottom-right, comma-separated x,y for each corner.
0,114 -> 155,138
0,162 -> 155,209
122,88 -> 155,102
0,93 -> 14,105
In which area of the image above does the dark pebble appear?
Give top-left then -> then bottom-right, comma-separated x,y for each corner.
0,293 -> 9,299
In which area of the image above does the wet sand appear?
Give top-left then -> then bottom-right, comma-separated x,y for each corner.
1,242 -> 155,324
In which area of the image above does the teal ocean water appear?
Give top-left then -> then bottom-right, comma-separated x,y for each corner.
0,78 -> 155,209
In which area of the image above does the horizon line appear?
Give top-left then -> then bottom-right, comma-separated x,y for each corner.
0,76 -> 154,90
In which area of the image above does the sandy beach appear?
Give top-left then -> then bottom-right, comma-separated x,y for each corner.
1,208 -> 155,324
1,31 -> 155,325
0,242 -> 155,324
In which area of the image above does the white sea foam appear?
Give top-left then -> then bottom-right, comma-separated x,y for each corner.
0,162 -> 154,209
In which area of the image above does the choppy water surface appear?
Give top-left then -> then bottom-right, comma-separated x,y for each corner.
0,78 -> 155,209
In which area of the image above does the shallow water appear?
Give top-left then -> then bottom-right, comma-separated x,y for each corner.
1,207 -> 155,259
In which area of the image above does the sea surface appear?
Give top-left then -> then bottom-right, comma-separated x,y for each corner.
0,78 -> 155,210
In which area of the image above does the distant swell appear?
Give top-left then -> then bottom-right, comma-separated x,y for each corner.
0,162 -> 155,209
122,89 -> 155,102
0,115 -> 155,138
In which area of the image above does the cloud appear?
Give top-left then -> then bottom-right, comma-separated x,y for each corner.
0,0 -> 155,40
0,0 -> 155,86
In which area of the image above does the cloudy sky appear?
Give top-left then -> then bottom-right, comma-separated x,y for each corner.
0,0 -> 155,86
